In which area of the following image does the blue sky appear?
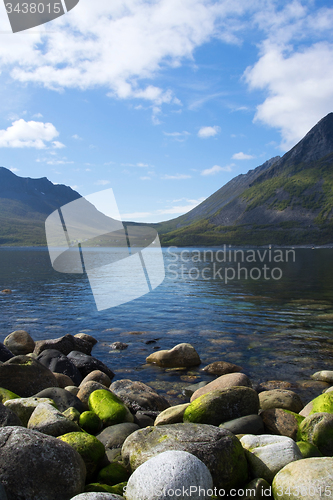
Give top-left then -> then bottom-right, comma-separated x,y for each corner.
0,0 -> 333,222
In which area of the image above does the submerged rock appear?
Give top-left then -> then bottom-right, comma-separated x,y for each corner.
146,343 -> 201,368
202,361 -> 243,376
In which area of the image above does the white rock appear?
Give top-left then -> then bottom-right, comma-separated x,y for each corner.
311,371 -> 333,384
240,434 -> 303,483
125,450 -> 213,500
70,494 -> 124,499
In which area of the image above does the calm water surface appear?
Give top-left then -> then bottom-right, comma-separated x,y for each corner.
1,246 -> 333,404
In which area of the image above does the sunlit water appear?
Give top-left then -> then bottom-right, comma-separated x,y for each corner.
1,246 -> 333,405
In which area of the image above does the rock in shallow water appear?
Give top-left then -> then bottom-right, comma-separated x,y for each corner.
146,343 -> 201,368
122,422 -> 248,491
190,372 -> 252,401
68,351 -> 115,380
0,426 -> 86,500
125,450 -> 213,500
202,361 -> 243,376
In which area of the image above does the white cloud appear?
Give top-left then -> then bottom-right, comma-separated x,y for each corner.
140,176 -> 151,180
32,113 -> 43,118
0,119 -> 60,149
72,134 -> 83,140
201,164 -> 233,176
121,197 -> 206,220
9,167 -> 19,172
232,152 -> 254,160
95,180 -> 110,186
52,141 -> 65,149
163,130 -> 190,141
198,126 -> 220,138
121,162 -> 150,168
161,173 -> 192,180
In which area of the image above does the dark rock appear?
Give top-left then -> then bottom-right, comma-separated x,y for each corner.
0,403 -> 23,427
80,370 -> 112,388
0,426 -> 86,500
74,333 -> 98,348
4,330 -> 35,356
202,361 -> 243,376
34,334 -> 92,356
219,414 -> 264,435
0,343 -> 14,363
110,379 -> 170,412
134,412 -> 155,427
182,381 -> 208,398
34,387 -> 87,413
261,408 -> 299,440
54,372 -> 75,388
37,349 -> 82,385
122,423 -> 248,491
109,342 -> 128,350
96,422 -> 140,450
68,351 -> 115,380
0,356 -> 58,397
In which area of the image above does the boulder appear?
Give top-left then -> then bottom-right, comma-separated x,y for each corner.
54,372 -> 75,388
299,392 -> 333,417
311,370 -> 333,384
125,450 -> 213,500
240,434 -> 303,483
71,495 -> 123,500
110,379 -> 170,412
65,386 -> 80,396
183,387 -> 259,426
190,372 -> 251,401
202,361 -> 243,376
0,356 -> 58,397
219,414 -> 264,435
0,344 -> 14,363
296,441 -> 323,458
0,426 -> 85,500
0,403 -> 23,427
298,412 -> 333,455
88,389 -> 134,426
96,422 -> 139,450
80,370 -> 112,388
154,403 -> 190,426
122,423 -> 248,491
74,333 -> 98,348
58,431 -> 105,481
68,351 -> 114,380
4,330 -> 35,356
260,408 -> 302,440
34,387 -> 87,413
0,388 -> 20,404
79,411 -> 103,434
37,349 -> 82,385
28,402 -> 81,436
34,334 -> 92,356
259,390 -> 303,413
109,342 -> 128,350
272,458 -> 333,499
4,397 -> 56,426
146,343 -> 201,368
77,381 -> 112,406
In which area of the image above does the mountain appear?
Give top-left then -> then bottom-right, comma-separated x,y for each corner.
0,168 -> 81,245
158,113 -> 333,246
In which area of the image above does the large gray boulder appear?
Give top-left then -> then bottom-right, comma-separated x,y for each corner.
4,330 -> 35,356
96,422 -> 139,450
68,351 -> 114,380
33,387 -> 87,413
27,402 -> 81,437
110,379 -> 170,412
0,426 -> 86,500
122,423 -> 247,491
33,334 -> 92,356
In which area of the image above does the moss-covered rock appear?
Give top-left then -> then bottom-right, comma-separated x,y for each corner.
63,406 -> 81,424
58,431 -> 105,480
183,387 -> 259,426
300,392 -> 333,417
79,411 -> 103,434
0,387 -> 20,404
88,390 -> 133,426
296,441 -> 323,458
4,397 -> 57,426
84,482 -> 127,495
298,412 -> 333,455
97,462 -> 129,486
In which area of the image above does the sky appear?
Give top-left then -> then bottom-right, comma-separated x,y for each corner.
0,0 -> 332,223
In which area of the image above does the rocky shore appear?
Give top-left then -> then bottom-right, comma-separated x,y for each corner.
0,330 -> 332,500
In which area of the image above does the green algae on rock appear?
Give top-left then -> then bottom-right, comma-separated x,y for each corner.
88,389 -> 134,426
58,431 -> 105,480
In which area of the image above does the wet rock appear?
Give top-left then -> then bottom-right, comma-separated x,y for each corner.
88,389 -> 134,426
184,387 -> 259,426
257,380 -> 297,391
240,434 -> 303,483
154,403 -> 190,426
190,372 -> 251,401
109,342 -> 128,350
96,422 -> 139,450
0,356 -> 58,397
28,402 -> 81,436
202,361 -> 243,376
4,330 -> 35,356
74,333 -> 98,348
299,392 -> 333,417
260,408 -> 301,440
37,349 -> 82,385
0,426 -> 86,500
311,370 -> 333,384
34,387 -> 87,413
122,423 -> 248,491
298,412 -> 333,455
68,351 -> 115,380
110,379 -> 170,412
0,343 -> 14,363
146,343 -> 201,368
1,289 -> 12,294
80,370 -> 112,388
182,381 -> 208,398
0,403 -> 23,427
4,396 -> 56,426
259,389 -> 304,413
272,458 -> 333,500
34,334 -> 92,356
125,451 -> 213,500
77,381 -> 112,406
219,414 -> 264,435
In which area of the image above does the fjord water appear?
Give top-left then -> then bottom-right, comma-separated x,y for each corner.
1,247 -> 333,403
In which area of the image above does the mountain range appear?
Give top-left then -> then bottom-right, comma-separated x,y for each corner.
0,112 -> 333,246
